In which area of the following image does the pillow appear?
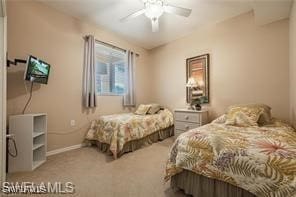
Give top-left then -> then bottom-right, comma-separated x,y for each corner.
227,103 -> 272,125
147,103 -> 161,114
225,105 -> 265,127
135,104 -> 151,115
211,114 -> 226,124
256,105 -> 272,125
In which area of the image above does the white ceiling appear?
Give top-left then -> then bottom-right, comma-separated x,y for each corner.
39,0 -> 293,50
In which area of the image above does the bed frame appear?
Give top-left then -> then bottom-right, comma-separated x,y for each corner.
171,170 -> 256,197
92,126 -> 174,158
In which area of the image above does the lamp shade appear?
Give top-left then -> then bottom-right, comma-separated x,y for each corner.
186,77 -> 198,88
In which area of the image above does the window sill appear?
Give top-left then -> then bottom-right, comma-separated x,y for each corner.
97,93 -> 124,96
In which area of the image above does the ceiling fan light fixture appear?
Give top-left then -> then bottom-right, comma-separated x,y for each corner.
144,0 -> 164,19
120,0 -> 192,32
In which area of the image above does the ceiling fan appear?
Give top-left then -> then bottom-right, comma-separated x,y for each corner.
120,0 -> 192,32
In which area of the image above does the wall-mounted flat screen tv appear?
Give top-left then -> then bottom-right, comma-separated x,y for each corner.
24,55 -> 50,84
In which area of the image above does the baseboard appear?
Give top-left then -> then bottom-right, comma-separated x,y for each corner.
46,143 -> 86,156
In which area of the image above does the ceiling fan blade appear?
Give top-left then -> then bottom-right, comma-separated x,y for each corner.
164,5 -> 192,17
120,9 -> 146,22
151,18 -> 159,32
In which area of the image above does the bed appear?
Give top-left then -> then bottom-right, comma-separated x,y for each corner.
165,116 -> 296,197
86,108 -> 174,158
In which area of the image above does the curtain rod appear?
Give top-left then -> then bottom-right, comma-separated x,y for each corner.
83,35 -> 140,56
83,36 -> 140,57
93,38 -> 139,57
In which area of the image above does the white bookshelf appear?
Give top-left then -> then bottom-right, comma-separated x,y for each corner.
8,113 -> 47,172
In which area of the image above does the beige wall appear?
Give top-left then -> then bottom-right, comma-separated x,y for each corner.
290,0 -> 296,127
7,1 -> 152,151
149,12 -> 290,121
7,1 -> 292,151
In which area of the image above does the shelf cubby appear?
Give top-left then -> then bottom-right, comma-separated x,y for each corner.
8,113 -> 47,172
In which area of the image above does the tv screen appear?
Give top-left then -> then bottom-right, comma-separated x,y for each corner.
24,55 -> 50,84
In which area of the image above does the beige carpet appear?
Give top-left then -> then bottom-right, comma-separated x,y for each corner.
7,137 -> 187,197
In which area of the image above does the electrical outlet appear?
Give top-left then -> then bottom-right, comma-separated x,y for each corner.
70,120 -> 76,127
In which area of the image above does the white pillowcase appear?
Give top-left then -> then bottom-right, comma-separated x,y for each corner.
134,104 -> 151,115
211,114 -> 226,124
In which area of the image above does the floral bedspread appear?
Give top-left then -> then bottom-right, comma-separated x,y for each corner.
86,109 -> 173,158
165,119 -> 296,197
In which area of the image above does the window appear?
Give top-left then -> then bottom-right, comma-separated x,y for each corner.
95,42 -> 126,95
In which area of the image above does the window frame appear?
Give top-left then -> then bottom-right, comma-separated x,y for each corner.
95,41 -> 126,96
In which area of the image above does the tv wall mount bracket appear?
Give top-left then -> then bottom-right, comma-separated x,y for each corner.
7,58 -> 27,67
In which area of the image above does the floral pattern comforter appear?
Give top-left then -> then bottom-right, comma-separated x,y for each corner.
165,119 -> 296,197
86,109 -> 173,158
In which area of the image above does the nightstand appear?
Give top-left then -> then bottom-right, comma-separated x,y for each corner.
174,109 -> 208,138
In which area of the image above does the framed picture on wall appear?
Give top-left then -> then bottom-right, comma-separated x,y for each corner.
186,54 -> 210,104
